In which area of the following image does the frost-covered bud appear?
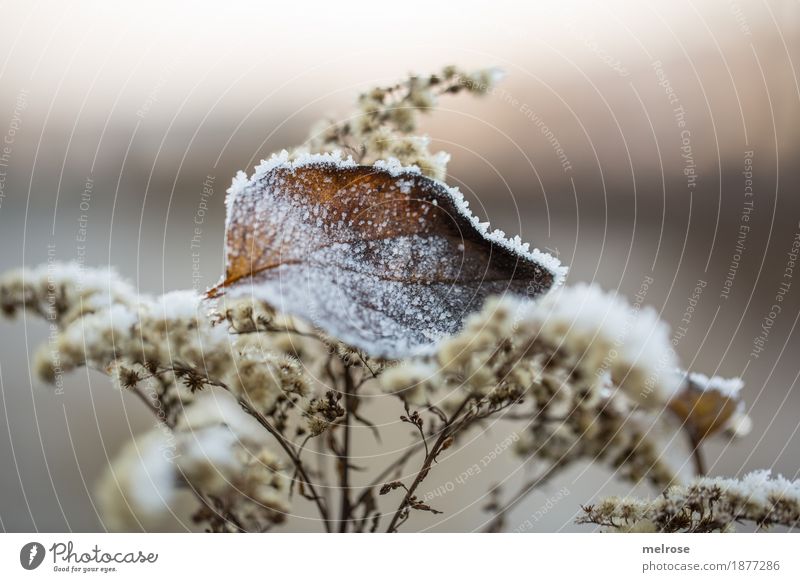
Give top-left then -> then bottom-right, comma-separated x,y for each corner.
96,391 -> 290,532
273,356 -> 310,396
529,284 -> 682,406
222,298 -> 278,333
225,352 -> 283,414
236,447 -> 290,523
306,416 -> 330,437
579,470 -> 800,532
380,362 -> 438,406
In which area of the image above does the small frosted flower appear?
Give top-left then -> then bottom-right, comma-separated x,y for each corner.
95,429 -> 181,532
381,361 -> 438,406
306,415 -> 330,437
579,470 -> 800,532
528,283 -> 681,405
302,66 -> 504,181
96,391 -> 290,532
225,351 -> 283,414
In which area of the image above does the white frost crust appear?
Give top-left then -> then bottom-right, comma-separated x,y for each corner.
223,152 -> 567,286
696,470 -> 800,507
434,179 -> 568,286
373,157 -> 422,176
688,371 -> 744,398
152,290 -> 202,320
519,284 -> 683,404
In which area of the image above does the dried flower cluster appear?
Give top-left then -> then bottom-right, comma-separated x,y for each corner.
0,262 -> 750,532
97,392 -> 291,532
382,286 -> 740,502
578,471 -> 800,532
298,65 -> 503,181
0,67 -> 771,534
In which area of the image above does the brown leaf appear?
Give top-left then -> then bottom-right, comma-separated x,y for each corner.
210,154 -> 564,357
668,378 -> 740,440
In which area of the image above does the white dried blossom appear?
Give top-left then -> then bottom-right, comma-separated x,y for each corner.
400,290 -> 690,488
224,348 -> 283,414
529,284 -> 682,406
579,471 -> 800,532
0,263 -> 136,325
95,429 -> 179,532
305,416 -> 330,437
380,361 -> 439,406
225,344 -> 310,414
420,285 -> 681,407
2,264 -> 332,434
304,390 -> 344,435
301,66 -> 504,181
2,268 -> 223,385
96,391 -> 290,532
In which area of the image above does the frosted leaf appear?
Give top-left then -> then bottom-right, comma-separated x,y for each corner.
668,371 -> 747,440
211,156 -> 565,357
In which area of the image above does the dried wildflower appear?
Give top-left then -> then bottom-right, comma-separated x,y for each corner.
303,66 -> 503,180
398,290 -> 747,493
578,471 -> 800,532
380,362 -> 438,406
669,371 -> 751,440
96,391 -> 289,532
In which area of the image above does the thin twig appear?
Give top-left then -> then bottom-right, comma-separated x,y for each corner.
338,366 -> 354,531
685,428 -> 707,476
289,435 -> 313,499
404,402 -> 429,458
352,441 -> 425,512
238,398 -> 332,532
386,396 -> 473,532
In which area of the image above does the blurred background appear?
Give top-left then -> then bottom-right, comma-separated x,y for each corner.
0,0 -> 798,532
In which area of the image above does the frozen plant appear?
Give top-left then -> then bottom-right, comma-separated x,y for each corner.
0,67 -> 766,533
577,471 -> 800,532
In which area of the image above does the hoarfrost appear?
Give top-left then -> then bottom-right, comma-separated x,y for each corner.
217,156 -> 566,358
